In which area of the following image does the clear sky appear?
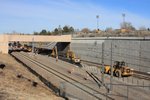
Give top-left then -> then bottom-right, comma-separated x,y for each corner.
0,0 -> 150,33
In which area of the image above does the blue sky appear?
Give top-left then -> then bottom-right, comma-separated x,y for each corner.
0,0 -> 150,33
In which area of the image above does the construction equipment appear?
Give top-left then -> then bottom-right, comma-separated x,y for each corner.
23,45 -> 32,52
8,41 -> 25,52
104,61 -> 133,77
50,45 -> 80,64
104,65 -> 112,74
66,50 -> 80,64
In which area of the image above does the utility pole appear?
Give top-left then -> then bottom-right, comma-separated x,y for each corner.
110,41 -> 113,91
32,37 -> 34,53
139,40 -> 141,71
101,42 -> 104,84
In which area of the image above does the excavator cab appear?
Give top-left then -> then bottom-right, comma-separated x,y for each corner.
113,61 -> 125,69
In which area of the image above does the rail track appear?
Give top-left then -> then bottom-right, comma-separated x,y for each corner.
11,52 -> 114,100
132,70 -> 150,80
81,60 -> 150,81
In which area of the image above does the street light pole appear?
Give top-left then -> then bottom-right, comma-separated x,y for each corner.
122,13 -> 126,30
96,15 -> 99,31
58,25 -> 62,35
122,13 -> 126,24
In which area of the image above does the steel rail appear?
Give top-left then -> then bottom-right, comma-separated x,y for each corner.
81,60 -> 150,81
12,52 -> 114,100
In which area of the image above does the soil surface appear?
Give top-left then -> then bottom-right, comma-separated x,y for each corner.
0,54 -> 63,100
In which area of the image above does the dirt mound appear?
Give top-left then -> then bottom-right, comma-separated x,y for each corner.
0,54 -> 63,100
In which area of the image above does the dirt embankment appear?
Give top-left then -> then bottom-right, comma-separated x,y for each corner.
0,54 -> 63,100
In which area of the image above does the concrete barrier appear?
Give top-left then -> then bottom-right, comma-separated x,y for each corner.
71,37 -> 150,73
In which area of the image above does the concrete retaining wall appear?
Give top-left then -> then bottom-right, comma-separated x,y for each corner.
71,37 -> 150,73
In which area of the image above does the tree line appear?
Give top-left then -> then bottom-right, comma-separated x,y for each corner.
33,22 -> 150,36
33,25 -> 74,35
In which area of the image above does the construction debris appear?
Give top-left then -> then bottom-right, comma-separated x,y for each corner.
16,74 -> 38,87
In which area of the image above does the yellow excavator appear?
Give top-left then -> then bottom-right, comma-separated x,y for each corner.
50,47 -> 80,64
104,61 -> 133,77
66,50 -> 80,64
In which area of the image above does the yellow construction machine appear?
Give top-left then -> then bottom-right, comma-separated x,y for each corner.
104,61 -> 133,77
23,45 -> 32,52
66,50 -> 80,64
50,47 -> 80,64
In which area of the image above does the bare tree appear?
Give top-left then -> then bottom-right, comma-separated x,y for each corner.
139,26 -> 147,31
81,28 -> 90,33
105,27 -> 113,32
92,29 -> 97,33
120,22 -> 136,30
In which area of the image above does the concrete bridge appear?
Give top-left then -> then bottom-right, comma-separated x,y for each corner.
0,34 -> 71,54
